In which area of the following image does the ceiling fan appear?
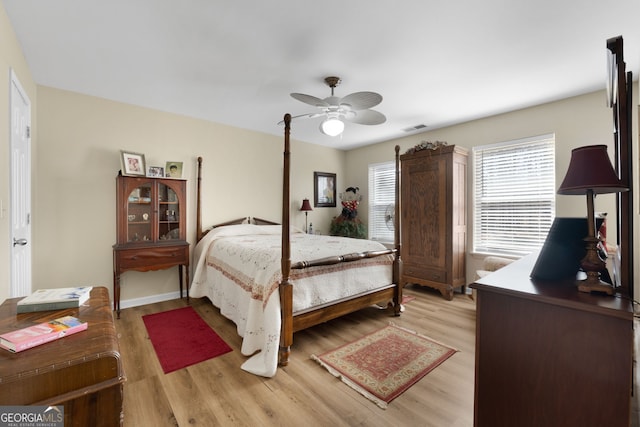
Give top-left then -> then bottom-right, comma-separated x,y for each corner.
286,76 -> 386,137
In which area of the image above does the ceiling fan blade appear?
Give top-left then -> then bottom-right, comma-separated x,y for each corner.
345,109 -> 386,125
290,93 -> 329,108
322,96 -> 341,107
339,91 -> 382,110
277,112 -> 323,125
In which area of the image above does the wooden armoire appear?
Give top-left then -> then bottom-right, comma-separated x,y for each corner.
400,144 -> 468,300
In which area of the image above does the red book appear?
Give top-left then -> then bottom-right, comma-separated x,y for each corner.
0,315 -> 88,353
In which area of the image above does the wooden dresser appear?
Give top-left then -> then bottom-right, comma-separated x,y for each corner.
471,254 -> 633,427
0,287 -> 125,427
400,144 -> 468,299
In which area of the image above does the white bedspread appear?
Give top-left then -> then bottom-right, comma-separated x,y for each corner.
190,224 -> 393,377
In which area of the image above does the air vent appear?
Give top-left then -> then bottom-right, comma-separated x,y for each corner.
402,124 -> 428,132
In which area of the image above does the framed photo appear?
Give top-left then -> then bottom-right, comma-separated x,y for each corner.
314,172 -> 336,207
147,166 -> 164,177
120,151 -> 146,176
165,161 -> 183,178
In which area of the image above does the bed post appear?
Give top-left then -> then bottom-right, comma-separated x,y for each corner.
279,113 -> 293,366
393,145 -> 403,316
196,157 -> 203,243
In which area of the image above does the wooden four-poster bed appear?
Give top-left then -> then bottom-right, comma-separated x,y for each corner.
190,113 -> 402,377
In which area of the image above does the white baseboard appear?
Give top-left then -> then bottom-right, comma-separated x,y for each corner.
117,291 -> 183,311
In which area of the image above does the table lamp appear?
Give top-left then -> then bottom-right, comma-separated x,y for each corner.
557,145 -> 628,295
300,198 -> 313,233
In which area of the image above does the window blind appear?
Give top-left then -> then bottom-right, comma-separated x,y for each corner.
473,135 -> 556,256
368,161 -> 395,243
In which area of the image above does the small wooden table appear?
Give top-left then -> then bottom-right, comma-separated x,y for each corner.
0,287 -> 125,427
113,242 -> 189,318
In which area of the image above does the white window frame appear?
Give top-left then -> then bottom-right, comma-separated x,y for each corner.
472,134 -> 556,257
368,161 -> 396,243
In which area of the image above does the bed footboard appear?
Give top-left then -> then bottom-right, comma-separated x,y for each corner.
291,249 -> 395,269
278,114 -> 402,367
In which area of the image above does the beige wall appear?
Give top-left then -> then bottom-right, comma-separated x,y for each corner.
0,6 -> 37,302
33,87 -> 345,307
346,87 -> 639,290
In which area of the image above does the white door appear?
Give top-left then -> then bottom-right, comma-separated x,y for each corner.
10,69 -> 32,297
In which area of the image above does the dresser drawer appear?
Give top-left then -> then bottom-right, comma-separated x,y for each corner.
116,245 -> 188,270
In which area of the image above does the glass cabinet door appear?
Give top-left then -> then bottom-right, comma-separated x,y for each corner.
126,183 -> 153,243
158,182 -> 181,241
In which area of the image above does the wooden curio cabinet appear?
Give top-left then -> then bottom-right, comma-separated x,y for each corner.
113,174 -> 189,317
400,144 -> 468,300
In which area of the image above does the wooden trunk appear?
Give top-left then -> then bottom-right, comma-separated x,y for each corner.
0,287 -> 125,427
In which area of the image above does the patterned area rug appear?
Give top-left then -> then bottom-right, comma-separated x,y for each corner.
402,295 -> 416,304
311,324 -> 457,408
143,306 -> 232,374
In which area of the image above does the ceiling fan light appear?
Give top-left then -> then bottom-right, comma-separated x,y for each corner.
320,118 -> 344,136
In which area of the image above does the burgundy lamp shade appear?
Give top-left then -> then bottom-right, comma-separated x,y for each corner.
300,198 -> 312,234
557,145 -> 628,195
300,198 -> 313,211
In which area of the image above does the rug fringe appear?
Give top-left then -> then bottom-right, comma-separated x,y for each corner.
311,354 -> 388,409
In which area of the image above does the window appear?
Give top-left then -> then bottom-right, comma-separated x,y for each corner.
368,161 -> 395,243
473,134 -> 555,256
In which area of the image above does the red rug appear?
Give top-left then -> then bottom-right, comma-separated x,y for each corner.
143,306 -> 232,374
311,324 -> 457,408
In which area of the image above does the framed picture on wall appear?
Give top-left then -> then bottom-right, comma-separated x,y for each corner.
314,172 -> 336,207
120,151 -> 146,177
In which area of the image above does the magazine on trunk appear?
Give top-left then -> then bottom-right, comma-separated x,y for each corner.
0,315 -> 88,352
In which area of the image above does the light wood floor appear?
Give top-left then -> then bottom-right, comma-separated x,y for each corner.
115,285 -> 476,426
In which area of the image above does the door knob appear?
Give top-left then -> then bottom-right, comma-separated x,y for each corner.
13,238 -> 28,247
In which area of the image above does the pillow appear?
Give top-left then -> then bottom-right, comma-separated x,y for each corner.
207,224 -> 263,238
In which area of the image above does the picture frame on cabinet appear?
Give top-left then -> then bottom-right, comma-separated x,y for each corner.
147,166 -> 164,177
120,151 -> 146,177
165,161 -> 183,178
314,171 -> 336,207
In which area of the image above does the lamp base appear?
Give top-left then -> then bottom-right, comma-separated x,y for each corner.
576,236 -> 613,295
577,275 -> 614,296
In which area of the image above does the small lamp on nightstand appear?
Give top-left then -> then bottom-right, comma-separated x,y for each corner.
557,145 -> 628,295
300,198 -> 313,233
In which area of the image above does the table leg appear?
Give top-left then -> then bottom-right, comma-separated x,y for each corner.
185,266 -> 190,303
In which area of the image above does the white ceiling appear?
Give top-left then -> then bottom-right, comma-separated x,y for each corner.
3,0 -> 640,150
